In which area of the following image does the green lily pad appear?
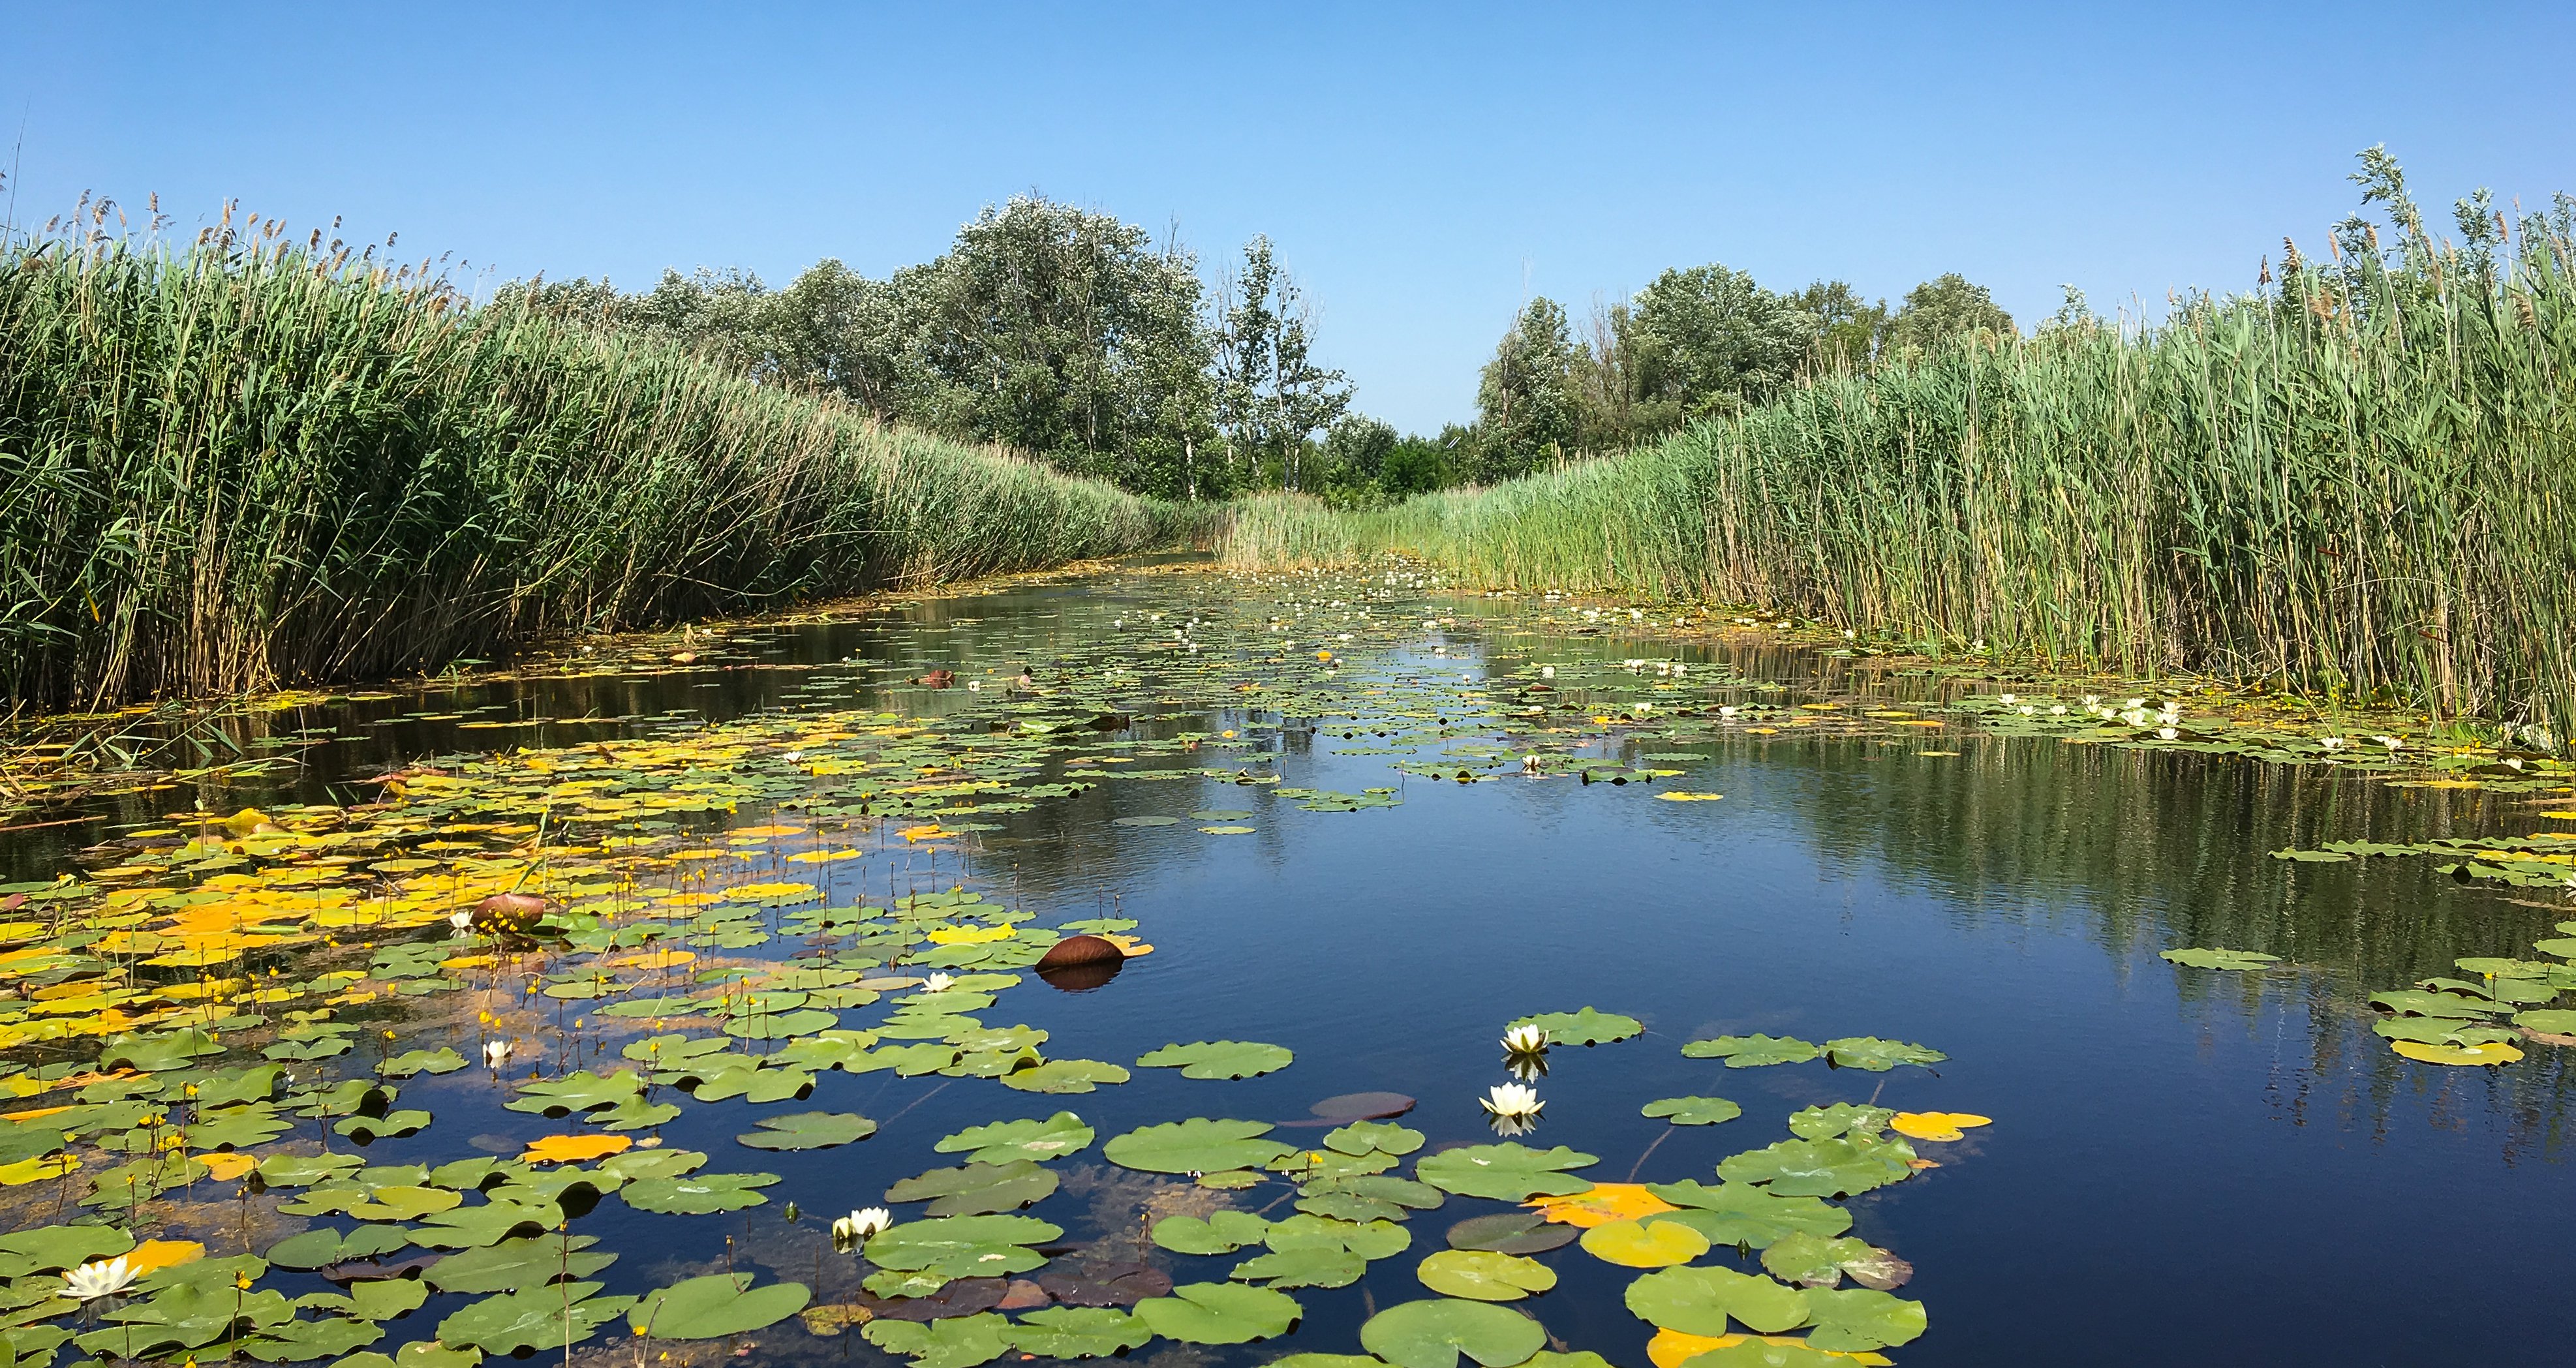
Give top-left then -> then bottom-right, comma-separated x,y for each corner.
2370,990 -> 2504,1019
1717,1137 -> 1916,1198
1133,1282 -> 1301,1345
2159,947 -> 2282,970
885,1159 -> 1059,1215
865,1313 -> 1011,1368
427,1234 -> 615,1292
2516,1009 -> 2576,1035
1445,1211 -> 1577,1255
1819,1038 -> 1946,1072
1506,1007 -> 1641,1046
619,1171 -> 780,1214
1417,1250 -> 1557,1301
628,1272 -> 810,1339
1105,1118 -> 1295,1174
998,1059 -> 1130,1093
380,1048 -> 468,1078
1642,1096 -> 1741,1126
1800,1286 -> 1927,1352
1137,1041 -> 1296,1080
1758,1231 -> 1886,1288
238,1314 -> 384,1361
864,1214 -> 1060,1279
936,1112 -> 1095,1164
1005,1307 -> 1152,1359
1230,1243 -> 1366,1288
1359,1298 -> 1546,1368
1325,1121 -> 1426,1156
1679,1035 -> 1817,1067
1153,1210 -> 1272,1255
437,1283 -> 636,1354
1785,1104 -> 1894,1140
1642,1181 -> 1854,1249
0,1225 -> 134,1277
266,1224 -> 414,1271
736,1111 -> 876,1151
1625,1265 -> 1810,1335
1416,1144 -> 1597,1200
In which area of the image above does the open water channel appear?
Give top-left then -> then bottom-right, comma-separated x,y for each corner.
2,558 -> 2569,1368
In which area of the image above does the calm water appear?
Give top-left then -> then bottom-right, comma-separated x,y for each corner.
7,560 -> 2570,1368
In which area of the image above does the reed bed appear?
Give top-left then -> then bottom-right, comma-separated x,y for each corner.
0,219 -> 1196,709
1225,220 -> 2576,746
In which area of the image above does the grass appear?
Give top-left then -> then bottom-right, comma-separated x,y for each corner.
0,213 -> 1201,709
1225,200 -> 2576,748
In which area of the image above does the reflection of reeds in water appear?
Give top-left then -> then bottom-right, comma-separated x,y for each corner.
1224,179 -> 2576,747
0,211 -> 1195,710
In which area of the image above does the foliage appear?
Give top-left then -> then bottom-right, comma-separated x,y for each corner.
1220,153 -> 2576,750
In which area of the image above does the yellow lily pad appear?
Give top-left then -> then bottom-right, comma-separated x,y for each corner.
2390,1039 -> 2524,1066
1580,1218 -> 1712,1268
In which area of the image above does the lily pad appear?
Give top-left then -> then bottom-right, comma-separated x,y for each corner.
1506,1007 -> 1642,1046
1800,1286 -> 1926,1352
1717,1137 -> 1916,1198
1325,1121 -> 1426,1156
864,1313 -> 1011,1368
998,1059 -> 1131,1093
2160,947 -> 2282,971
1105,1119 -> 1295,1174
628,1272 -> 811,1339
936,1112 -> 1094,1164
1152,1211 -> 1272,1255
1359,1298 -> 1547,1368
619,1170 -> 780,1214
1642,1097 -> 1741,1126
1417,1250 -> 1557,1301
1445,1212 -> 1576,1255
1819,1038 -> 1946,1072
865,1215 -> 1061,1280
885,1159 -> 1060,1215
1137,1041 -> 1296,1080
1580,1219 -> 1712,1268
1417,1144 -> 1597,1200
1133,1282 -> 1301,1345
1625,1265 -> 1810,1335
1785,1104 -> 1894,1140
1679,1035 -> 1817,1067
1005,1307 -> 1152,1359
736,1111 -> 876,1151
1643,1181 -> 1854,1249
427,1234 -> 615,1292
437,1282 -> 636,1354
1229,1243 -> 1366,1288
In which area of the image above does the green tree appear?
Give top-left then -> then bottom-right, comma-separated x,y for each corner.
1623,264 -> 1816,430
1884,273 -> 2015,352
1475,297 -> 1583,479
1212,236 -> 1352,491
1790,279 -> 1890,371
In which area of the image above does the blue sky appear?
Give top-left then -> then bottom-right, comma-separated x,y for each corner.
14,2 -> 2573,432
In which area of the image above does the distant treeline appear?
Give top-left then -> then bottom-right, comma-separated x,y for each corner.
515,197 -> 2018,506
1224,153 -> 2576,748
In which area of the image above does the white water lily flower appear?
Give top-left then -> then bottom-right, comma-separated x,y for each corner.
2158,727 -> 2179,740
1999,693 -> 2017,705
923,972 -> 957,993
833,1208 -> 892,1245
1480,1082 -> 1544,1122
63,1257 -> 135,1301
2320,737 -> 2346,750
2376,735 -> 2403,750
1501,1024 -> 1548,1054
1719,706 -> 1739,718
2126,697 -> 2146,709
1540,665 -> 1555,679
1673,663 -> 1687,675
483,1040 -> 512,1068
2019,706 -> 2036,716
1520,755 -> 1541,773
449,909 -> 472,932
2049,705 -> 2067,715
2083,695 -> 2102,707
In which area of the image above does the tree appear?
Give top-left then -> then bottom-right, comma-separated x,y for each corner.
1884,273 -> 2015,353
1211,236 -> 1352,491
1475,297 -> 1583,480
1623,264 -> 1816,430
1790,279 -> 1889,371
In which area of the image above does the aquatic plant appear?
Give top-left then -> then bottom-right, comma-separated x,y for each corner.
1221,160 -> 2576,748
0,212 -> 1200,708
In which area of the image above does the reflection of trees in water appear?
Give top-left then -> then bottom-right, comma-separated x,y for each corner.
1777,732 -> 2576,1155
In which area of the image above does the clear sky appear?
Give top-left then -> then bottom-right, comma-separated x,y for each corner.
14,2 -> 2573,433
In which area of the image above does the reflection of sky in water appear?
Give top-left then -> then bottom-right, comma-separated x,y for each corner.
8,561 -> 2571,1367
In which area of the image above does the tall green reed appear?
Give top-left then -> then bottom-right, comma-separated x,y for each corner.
1,212 -> 1196,708
1225,205 -> 2576,746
